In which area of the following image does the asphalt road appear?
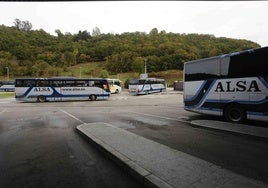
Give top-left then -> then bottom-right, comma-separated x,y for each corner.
0,95 -> 145,188
0,90 -> 268,187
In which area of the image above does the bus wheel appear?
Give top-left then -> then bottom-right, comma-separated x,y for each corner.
224,104 -> 246,123
38,95 -> 46,103
89,95 -> 97,101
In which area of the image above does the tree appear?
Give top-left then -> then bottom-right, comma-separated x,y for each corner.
22,20 -> 32,32
74,30 -> 91,41
149,28 -> 158,35
92,27 -> 101,37
13,18 -> 32,32
131,57 -> 144,73
99,69 -> 109,78
13,19 -> 22,30
55,29 -> 64,38
64,52 -> 75,66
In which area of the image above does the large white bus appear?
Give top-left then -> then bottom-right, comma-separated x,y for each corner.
184,46 -> 268,123
129,78 -> 166,95
15,77 -> 111,102
0,81 -> 15,92
107,79 -> 122,94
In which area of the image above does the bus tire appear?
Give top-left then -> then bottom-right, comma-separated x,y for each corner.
89,95 -> 97,101
37,95 -> 46,103
224,104 -> 246,123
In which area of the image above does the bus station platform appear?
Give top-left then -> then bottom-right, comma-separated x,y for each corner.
191,120 -> 268,141
76,122 -> 267,188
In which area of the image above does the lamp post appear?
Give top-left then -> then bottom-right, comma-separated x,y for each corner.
5,67 -> 9,81
144,59 -> 147,74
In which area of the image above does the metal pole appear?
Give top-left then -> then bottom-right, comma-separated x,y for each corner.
144,59 -> 147,74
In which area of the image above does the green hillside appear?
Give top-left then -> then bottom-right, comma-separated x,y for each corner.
0,19 -> 261,86
61,62 -> 182,86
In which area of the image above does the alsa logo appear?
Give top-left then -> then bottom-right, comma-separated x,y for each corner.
214,80 -> 261,92
34,87 -> 51,92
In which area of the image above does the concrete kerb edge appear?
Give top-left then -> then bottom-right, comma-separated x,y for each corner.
190,120 -> 268,142
76,124 -> 173,188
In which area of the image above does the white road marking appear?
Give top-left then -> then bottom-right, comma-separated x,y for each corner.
0,108 -> 7,114
60,109 -> 190,125
60,109 -> 85,124
130,111 -> 189,123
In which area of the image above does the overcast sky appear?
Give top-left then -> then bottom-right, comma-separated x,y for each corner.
1,1 -> 268,47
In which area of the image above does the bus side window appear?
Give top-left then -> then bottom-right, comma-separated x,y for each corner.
94,81 -> 101,88
16,80 -> 22,87
37,80 -> 46,87
27,80 -> 35,87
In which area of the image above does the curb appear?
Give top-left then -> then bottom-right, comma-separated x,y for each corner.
190,120 -> 268,141
76,124 -> 173,188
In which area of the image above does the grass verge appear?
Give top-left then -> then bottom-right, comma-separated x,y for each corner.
0,92 -> 14,98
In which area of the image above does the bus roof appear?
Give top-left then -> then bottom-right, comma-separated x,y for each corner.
184,46 -> 268,81
184,46 -> 268,65
15,77 -> 108,81
131,78 -> 165,81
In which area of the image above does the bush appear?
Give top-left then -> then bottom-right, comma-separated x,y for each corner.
99,69 -> 109,78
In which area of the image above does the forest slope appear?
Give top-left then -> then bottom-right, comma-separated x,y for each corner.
0,24 -> 260,81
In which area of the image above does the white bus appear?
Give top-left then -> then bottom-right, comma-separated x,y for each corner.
129,78 -> 166,95
15,77 -> 111,102
107,79 -> 122,94
183,46 -> 268,123
0,81 -> 15,92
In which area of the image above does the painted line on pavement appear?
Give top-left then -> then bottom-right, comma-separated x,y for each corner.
0,108 -> 8,114
130,111 -> 189,123
60,109 -> 190,125
60,109 -> 85,124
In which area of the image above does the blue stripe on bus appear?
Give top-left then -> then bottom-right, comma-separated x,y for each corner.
16,87 -> 110,100
184,77 -> 268,111
184,80 -> 215,107
15,87 -> 34,98
201,97 -> 268,113
248,111 -> 266,116
259,76 -> 268,89
51,87 -> 62,97
135,85 -> 165,94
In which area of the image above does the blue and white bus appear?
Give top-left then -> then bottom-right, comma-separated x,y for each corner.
129,78 -> 166,95
184,46 -> 268,123
0,81 -> 15,92
15,77 -> 111,102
